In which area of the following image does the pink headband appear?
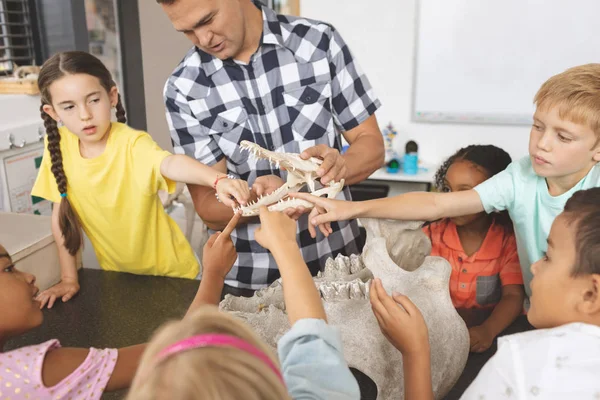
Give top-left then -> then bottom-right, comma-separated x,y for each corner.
156,334 -> 284,384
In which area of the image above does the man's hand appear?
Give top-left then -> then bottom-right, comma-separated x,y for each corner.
252,175 -> 285,197
202,212 -> 240,279
300,144 -> 347,185
36,277 -> 80,309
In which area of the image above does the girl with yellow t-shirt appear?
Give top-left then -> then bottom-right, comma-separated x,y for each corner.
31,51 -> 250,308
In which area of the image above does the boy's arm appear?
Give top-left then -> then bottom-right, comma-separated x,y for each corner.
293,189 -> 485,225
369,279 -> 434,400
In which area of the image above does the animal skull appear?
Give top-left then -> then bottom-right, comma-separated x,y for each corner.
220,218 -> 470,399
236,141 -> 345,216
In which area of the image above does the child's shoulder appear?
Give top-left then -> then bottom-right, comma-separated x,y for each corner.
501,322 -> 600,352
0,339 -> 60,378
505,156 -> 540,181
0,339 -> 60,359
110,122 -> 150,143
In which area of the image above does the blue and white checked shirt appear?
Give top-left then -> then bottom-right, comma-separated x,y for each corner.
164,2 -> 381,289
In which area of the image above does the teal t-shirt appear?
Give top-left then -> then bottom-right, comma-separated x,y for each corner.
474,156 -> 600,296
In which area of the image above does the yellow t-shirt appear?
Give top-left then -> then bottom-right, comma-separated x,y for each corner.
31,122 -> 199,279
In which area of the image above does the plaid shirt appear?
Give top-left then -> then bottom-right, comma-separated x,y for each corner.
164,2 -> 381,289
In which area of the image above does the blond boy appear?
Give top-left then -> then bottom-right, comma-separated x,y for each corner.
295,64 -> 600,298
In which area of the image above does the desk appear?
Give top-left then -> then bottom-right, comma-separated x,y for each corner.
364,165 -> 437,197
5,269 -> 533,399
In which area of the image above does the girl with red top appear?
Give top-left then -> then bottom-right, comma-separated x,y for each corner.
423,145 -> 525,353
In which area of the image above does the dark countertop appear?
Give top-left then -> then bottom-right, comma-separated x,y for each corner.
5,269 -> 533,399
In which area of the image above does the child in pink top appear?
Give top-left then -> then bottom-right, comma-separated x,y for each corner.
0,215 -> 240,399
0,340 -> 116,399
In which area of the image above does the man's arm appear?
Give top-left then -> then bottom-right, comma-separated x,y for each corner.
342,114 -> 384,184
299,114 -> 384,187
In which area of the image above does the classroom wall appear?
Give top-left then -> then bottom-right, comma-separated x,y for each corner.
301,0 -> 531,164
137,0 -> 193,151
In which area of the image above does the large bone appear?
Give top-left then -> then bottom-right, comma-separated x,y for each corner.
220,218 -> 470,400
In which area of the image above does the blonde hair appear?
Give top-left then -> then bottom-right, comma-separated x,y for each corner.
126,305 -> 291,400
534,63 -> 600,138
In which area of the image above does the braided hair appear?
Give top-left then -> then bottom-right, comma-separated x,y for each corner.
434,145 -> 513,230
38,51 -> 127,255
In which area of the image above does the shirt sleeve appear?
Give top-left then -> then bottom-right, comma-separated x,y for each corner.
473,160 -> 519,214
327,26 -> 381,132
31,136 -> 62,203
164,78 -> 224,166
499,233 -> 524,286
129,132 -> 176,195
461,337 -> 521,399
277,318 -> 360,400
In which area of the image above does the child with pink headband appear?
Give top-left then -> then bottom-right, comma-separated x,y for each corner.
126,207 -> 360,400
0,215 -> 240,400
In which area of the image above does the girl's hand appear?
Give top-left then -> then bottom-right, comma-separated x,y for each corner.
216,177 -> 251,208
468,325 -> 495,353
36,277 -> 80,309
369,278 -> 429,357
202,213 -> 240,279
290,192 -> 355,227
255,207 -> 298,251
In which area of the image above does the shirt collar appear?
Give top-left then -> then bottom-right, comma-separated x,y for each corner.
441,219 -> 506,260
199,2 -> 286,77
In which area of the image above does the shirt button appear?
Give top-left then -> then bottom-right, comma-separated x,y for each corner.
222,122 -> 229,128
462,269 -> 467,273
458,257 -> 463,262
305,95 -> 312,102
460,284 -> 466,289
269,145 -> 275,151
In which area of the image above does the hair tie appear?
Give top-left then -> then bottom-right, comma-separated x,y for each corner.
60,192 -> 67,198
156,334 -> 284,384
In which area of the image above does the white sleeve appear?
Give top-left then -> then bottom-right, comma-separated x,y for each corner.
461,338 -> 521,399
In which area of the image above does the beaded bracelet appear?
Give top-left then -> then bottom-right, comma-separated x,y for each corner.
214,174 -> 236,203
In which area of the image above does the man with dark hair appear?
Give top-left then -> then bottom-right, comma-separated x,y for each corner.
158,0 -> 384,290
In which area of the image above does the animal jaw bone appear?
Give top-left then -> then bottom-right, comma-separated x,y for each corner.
220,219 -> 470,400
236,140 -> 345,216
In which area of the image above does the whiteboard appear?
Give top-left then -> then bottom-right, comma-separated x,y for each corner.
413,0 -> 600,125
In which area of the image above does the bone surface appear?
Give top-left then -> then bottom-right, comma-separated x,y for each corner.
236,141 -> 345,216
220,218 -> 470,399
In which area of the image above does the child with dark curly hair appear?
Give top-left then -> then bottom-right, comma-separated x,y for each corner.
423,145 -> 525,353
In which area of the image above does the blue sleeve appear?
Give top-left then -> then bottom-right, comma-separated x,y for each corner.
277,318 -> 360,400
473,158 -> 522,214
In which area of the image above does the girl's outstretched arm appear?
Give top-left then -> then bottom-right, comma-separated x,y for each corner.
292,189 -> 485,228
254,207 -> 327,324
160,154 -> 250,208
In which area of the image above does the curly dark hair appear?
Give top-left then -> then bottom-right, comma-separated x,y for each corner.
434,144 -> 513,230
563,188 -> 600,276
